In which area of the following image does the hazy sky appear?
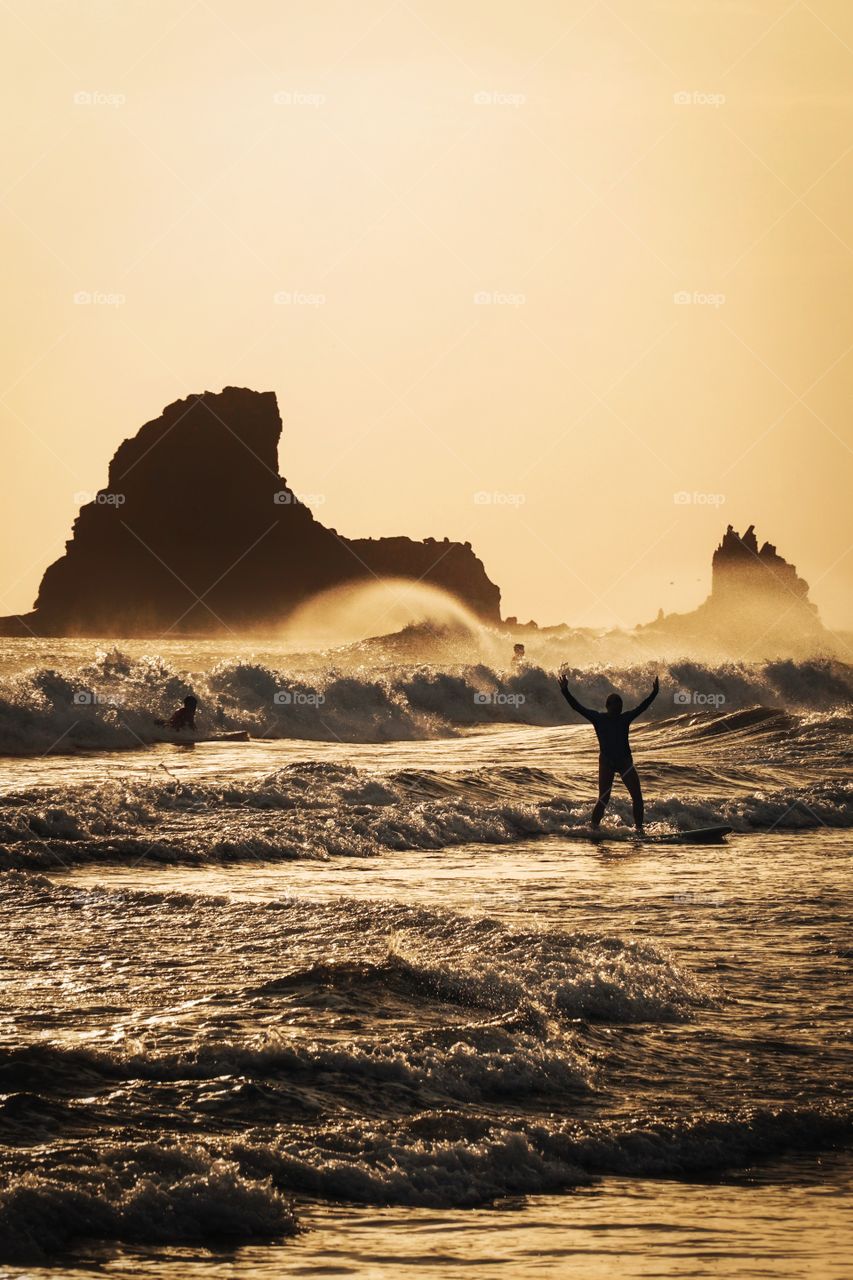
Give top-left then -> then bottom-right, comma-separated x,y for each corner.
2,0 -> 852,631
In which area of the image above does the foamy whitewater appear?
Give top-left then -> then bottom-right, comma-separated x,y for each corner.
0,639 -> 850,1277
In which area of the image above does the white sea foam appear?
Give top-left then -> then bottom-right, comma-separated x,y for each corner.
0,1151 -> 296,1263
0,650 -> 849,754
0,645 -> 849,1265
1,747 -> 849,873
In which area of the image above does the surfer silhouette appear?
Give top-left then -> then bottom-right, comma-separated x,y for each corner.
154,694 -> 198,732
558,675 -> 659,833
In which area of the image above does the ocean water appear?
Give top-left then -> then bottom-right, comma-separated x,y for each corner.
0,641 -> 851,1277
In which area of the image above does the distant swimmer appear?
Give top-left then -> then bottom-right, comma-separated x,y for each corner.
558,674 -> 659,834
154,694 -> 198,732
512,642 -> 526,666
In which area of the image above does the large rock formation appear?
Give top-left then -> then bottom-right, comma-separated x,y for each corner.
640,523 -> 828,656
710,523 -> 815,611
2,388 -> 501,636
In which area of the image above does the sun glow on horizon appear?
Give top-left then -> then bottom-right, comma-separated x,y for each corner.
1,0 -> 851,632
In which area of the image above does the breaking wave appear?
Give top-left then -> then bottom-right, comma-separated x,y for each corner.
1,845 -> 849,1263
251,1104 -> 853,1207
0,648 -> 850,754
0,1147 -> 296,1264
1,1103 -> 848,1262
0,872 -> 709,1034
1,752 -> 850,871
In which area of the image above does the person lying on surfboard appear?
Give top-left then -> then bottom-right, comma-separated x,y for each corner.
558,674 -> 659,834
154,694 -> 198,732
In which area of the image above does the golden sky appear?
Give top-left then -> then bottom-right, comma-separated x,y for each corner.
2,0 -> 852,630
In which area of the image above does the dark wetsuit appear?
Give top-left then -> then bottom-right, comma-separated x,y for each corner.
562,689 -> 656,771
562,686 -> 658,827
167,706 -> 196,731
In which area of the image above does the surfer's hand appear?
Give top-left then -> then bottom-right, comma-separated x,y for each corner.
558,674 -> 570,700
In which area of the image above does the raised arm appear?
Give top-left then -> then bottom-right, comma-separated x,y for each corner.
557,674 -> 595,721
626,675 -> 660,721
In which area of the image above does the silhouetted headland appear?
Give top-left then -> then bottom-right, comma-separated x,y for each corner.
0,388 -> 501,636
636,523 -> 829,655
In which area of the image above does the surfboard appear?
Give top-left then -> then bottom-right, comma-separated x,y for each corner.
585,824 -> 732,845
641,825 -> 732,844
155,730 -> 251,744
195,731 -> 251,743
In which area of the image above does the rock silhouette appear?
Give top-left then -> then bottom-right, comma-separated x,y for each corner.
639,523 -> 828,656
710,523 -> 815,609
1,388 -> 501,636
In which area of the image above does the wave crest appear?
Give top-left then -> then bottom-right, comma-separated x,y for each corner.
0,650 -> 850,754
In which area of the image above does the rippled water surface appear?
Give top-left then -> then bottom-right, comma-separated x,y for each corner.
0,643 -> 850,1276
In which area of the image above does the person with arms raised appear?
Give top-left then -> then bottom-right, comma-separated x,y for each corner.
558,674 -> 659,834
